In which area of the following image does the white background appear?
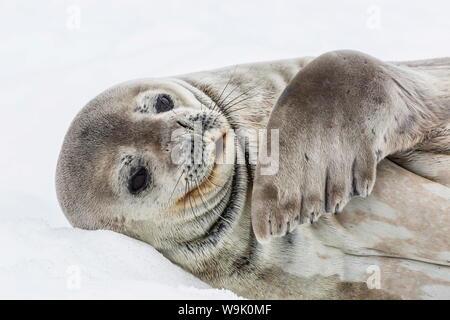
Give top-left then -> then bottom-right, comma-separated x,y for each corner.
0,0 -> 448,299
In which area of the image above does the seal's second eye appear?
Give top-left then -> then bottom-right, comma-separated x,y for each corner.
128,167 -> 150,195
154,94 -> 174,113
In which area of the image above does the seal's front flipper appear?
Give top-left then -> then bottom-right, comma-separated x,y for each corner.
251,50 -> 449,243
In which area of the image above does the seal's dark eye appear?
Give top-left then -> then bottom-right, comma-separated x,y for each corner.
154,94 -> 174,113
128,166 -> 150,195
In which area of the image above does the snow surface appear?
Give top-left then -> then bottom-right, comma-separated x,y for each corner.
0,0 -> 449,299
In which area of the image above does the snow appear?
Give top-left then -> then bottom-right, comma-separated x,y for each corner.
0,0 -> 448,299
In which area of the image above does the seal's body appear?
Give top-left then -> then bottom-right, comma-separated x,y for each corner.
56,51 -> 450,299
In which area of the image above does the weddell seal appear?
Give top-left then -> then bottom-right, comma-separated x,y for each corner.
56,50 -> 450,299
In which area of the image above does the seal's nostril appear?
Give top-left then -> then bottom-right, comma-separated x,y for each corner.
176,119 -> 194,131
176,120 -> 187,128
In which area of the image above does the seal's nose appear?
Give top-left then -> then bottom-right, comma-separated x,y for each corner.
176,118 -> 194,131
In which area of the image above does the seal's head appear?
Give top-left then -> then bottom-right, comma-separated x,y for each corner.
56,79 -> 238,251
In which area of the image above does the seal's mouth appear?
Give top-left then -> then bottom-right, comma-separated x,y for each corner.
191,129 -> 229,190
174,128 -> 233,209
213,130 -> 227,163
